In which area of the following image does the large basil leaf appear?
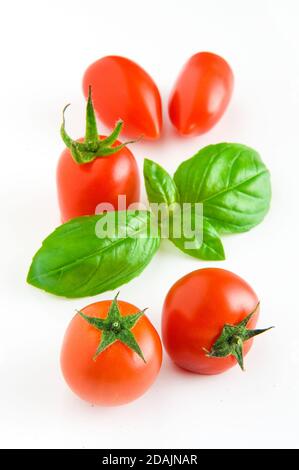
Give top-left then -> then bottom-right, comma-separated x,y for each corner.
174,143 -> 271,234
27,211 -> 160,298
144,158 -> 180,205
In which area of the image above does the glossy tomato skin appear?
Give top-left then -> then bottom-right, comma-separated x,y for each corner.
83,56 -> 162,139
168,52 -> 234,136
61,300 -> 162,406
57,137 -> 140,223
162,268 -> 259,375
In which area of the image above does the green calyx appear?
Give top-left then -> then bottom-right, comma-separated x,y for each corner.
60,86 -> 135,164
206,303 -> 273,370
78,292 -> 146,362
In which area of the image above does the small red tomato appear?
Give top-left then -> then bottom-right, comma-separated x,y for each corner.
61,294 -> 162,406
162,268 -> 272,374
168,52 -> 234,136
57,88 -> 140,223
83,56 -> 162,139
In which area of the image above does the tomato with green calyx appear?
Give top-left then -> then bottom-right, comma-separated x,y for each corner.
168,52 -> 234,136
61,293 -> 162,406
162,268 -> 273,374
57,87 -> 140,223
82,56 -> 162,139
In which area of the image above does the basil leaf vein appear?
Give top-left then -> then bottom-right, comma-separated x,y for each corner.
27,211 -> 160,298
174,143 -> 271,234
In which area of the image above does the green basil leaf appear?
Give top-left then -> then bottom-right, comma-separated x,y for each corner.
27,211 -> 160,298
144,158 -> 180,205
143,159 -> 224,260
169,206 -> 225,260
173,143 -> 271,234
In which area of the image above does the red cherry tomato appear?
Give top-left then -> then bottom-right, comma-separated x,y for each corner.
162,268 -> 270,375
57,89 -> 140,223
168,52 -> 234,136
83,56 -> 162,139
61,297 -> 162,406
57,138 -> 139,223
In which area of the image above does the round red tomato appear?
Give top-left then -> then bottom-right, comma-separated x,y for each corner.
57,138 -> 139,223
61,296 -> 162,406
162,268 -> 271,375
168,52 -> 234,136
83,56 -> 162,139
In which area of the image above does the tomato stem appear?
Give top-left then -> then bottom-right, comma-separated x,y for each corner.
85,86 -> 100,146
78,292 -> 146,362
60,87 -> 137,164
206,303 -> 274,370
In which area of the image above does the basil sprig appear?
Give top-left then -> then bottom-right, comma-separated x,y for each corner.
27,211 -> 160,298
27,143 -> 271,298
144,143 -> 271,260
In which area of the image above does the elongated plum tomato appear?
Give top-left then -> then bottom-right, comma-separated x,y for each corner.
57,88 -> 140,223
168,52 -> 234,136
61,294 -> 162,406
82,56 -> 162,139
162,268 -> 272,374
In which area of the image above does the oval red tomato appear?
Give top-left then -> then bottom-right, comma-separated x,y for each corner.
61,296 -> 162,406
57,89 -> 140,223
57,138 -> 139,223
168,52 -> 234,136
83,56 -> 162,139
162,268 -> 271,375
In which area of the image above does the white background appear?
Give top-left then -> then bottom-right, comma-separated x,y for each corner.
0,0 -> 298,449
